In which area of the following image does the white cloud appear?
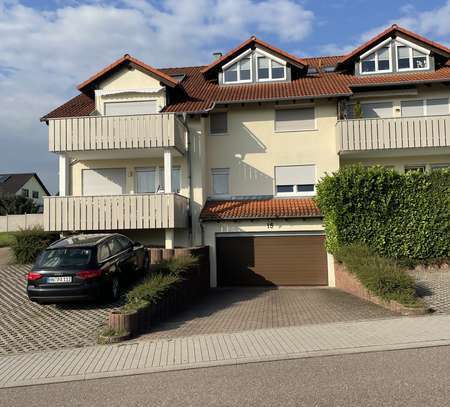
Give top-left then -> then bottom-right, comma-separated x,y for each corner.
0,0 -> 314,191
317,1 -> 450,57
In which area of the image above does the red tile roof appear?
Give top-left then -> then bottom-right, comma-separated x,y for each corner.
201,36 -> 308,75
200,198 -> 321,221
41,26 -> 450,119
77,54 -> 178,92
339,24 -> 450,66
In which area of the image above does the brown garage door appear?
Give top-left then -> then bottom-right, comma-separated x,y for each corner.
216,235 -> 328,286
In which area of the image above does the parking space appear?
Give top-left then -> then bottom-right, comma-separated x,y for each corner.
139,287 -> 398,341
409,269 -> 450,313
0,265 -> 120,355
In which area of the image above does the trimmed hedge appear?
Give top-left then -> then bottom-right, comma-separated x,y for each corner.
316,165 -> 450,262
335,244 -> 419,306
12,227 -> 60,264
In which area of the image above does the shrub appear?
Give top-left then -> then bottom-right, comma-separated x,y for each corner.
316,165 -> 450,262
12,227 -> 60,264
153,255 -> 198,276
335,244 -> 419,306
0,193 -> 39,215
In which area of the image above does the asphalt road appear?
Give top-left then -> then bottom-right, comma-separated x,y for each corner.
2,346 -> 450,407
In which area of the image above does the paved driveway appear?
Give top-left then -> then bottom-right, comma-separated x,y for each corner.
139,287 -> 397,341
409,269 -> 450,313
0,265 -> 120,355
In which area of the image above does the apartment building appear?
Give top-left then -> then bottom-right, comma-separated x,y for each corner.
41,24 -> 450,287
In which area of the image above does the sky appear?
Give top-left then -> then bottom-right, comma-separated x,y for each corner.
1,0 -> 450,193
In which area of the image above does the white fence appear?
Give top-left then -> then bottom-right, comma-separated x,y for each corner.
0,214 -> 44,233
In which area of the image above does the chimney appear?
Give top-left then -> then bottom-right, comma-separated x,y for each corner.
212,52 -> 223,60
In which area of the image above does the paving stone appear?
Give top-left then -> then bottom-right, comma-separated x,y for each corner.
0,265 -> 121,356
408,270 -> 450,314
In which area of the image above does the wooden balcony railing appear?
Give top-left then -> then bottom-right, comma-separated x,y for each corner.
48,113 -> 186,154
337,115 -> 450,153
43,193 -> 189,232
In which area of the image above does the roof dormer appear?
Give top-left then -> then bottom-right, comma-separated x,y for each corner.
202,36 -> 308,85
337,24 -> 450,76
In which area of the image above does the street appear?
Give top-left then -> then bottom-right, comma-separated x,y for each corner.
2,345 -> 449,407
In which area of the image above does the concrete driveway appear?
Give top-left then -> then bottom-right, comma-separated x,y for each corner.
139,287 -> 397,341
0,264 -> 121,355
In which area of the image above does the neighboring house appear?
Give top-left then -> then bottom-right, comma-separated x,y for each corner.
0,173 -> 50,211
41,24 -> 450,288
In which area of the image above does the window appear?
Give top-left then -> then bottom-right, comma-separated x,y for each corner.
32,191 -> 39,199
212,168 -> 229,195
401,100 -> 424,117
104,100 -> 157,116
427,98 -> 449,116
36,248 -> 92,268
97,243 -> 111,262
158,166 -> 181,193
275,165 -> 315,196
22,188 -> 29,198
210,112 -> 228,135
396,44 -> 428,71
82,168 -> 126,196
257,56 -> 286,81
136,168 -> 156,193
401,99 -> 449,117
404,165 -> 426,173
223,57 -> 251,83
107,238 -> 123,256
116,235 -> 132,250
346,102 -> 393,119
361,46 -> 391,73
431,164 -> 450,171
275,108 -> 315,131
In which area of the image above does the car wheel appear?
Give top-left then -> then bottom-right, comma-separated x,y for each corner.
110,277 -> 120,301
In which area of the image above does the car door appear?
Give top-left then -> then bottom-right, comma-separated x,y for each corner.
108,236 -> 134,275
117,235 -> 142,271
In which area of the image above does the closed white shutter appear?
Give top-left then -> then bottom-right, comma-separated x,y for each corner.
275,108 -> 315,131
401,100 -> 424,117
275,165 -> 315,186
82,169 -> 126,196
361,102 -> 393,118
427,98 -> 449,116
104,101 -> 157,116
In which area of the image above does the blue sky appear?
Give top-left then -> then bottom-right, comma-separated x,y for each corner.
1,0 -> 449,192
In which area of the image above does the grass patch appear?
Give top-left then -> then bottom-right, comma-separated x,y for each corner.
335,244 -> 420,306
0,232 -> 16,248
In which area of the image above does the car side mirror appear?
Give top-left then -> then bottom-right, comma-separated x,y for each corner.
133,241 -> 141,248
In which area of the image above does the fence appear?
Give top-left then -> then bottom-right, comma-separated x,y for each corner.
0,214 -> 44,233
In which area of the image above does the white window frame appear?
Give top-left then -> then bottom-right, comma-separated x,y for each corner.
134,166 -> 181,194
222,49 -> 253,84
255,48 -> 287,82
211,168 -> 230,196
431,163 -> 450,171
395,37 -> 430,72
135,167 -> 157,194
404,164 -> 426,173
359,38 -> 393,75
274,165 -> 316,197
274,106 -> 317,132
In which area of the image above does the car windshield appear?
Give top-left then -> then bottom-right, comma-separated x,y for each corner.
36,248 -> 92,268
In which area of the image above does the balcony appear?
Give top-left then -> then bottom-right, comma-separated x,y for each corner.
48,113 -> 186,155
43,193 -> 189,232
337,115 -> 450,154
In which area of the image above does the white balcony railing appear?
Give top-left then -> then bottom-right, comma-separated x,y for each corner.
337,115 -> 450,153
48,113 -> 186,154
43,193 -> 189,232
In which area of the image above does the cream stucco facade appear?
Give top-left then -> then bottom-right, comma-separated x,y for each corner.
49,39 -> 450,287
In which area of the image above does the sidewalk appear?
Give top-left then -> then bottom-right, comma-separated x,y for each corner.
1,314 -> 450,389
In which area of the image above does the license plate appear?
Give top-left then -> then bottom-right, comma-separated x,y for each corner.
47,276 -> 72,283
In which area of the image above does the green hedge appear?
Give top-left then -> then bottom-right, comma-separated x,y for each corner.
335,244 -> 419,306
12,227 -> 60,264
316,165 -> 450,262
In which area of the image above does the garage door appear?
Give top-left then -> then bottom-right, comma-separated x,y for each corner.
216,234 -> 328,286
82,168 -> 126,196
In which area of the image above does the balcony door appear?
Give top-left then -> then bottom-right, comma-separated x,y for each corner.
82,168 -> 126,196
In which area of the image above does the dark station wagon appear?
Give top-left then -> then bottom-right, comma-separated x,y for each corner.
27,233 -> 148,303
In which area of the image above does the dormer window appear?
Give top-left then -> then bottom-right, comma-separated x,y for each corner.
397,44 -> 428,70
256,55 -> 286,81
223,56 -> 252,83
361,46 -> 391,74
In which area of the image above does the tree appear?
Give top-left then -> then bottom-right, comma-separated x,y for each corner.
0,194 -> 39,215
